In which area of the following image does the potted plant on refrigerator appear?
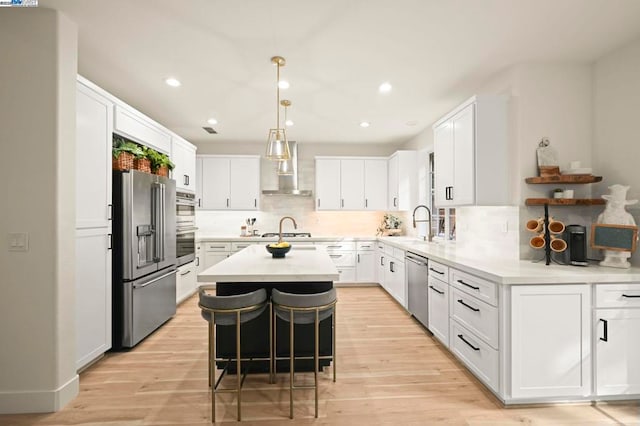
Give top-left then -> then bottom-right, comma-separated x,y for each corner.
146,148 -> 175,177
112,136 -> 143,171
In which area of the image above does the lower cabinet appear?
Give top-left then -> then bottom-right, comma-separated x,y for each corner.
427,275 -> 449,347
384,253 -> 406,307
376,242 -> 386,288
176,261 -> 197,304
203,242 -> 232,269
450,320 -> 499,391
356,241 -> 376,282
510,284 -> 591,399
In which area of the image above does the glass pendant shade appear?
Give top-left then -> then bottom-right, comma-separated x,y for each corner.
277,157 -> 293,175
265,128 -> 290,160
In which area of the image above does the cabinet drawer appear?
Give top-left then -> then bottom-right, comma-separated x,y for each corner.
450,288 -> 498,349
450,268 -> 497,306
231,242 -> 254,252
357,241 -> 375,251
595,283 -> 640,308
428,260 -> 449,282
328,252 -> 356,267
204,242 -> 232,252
376,242 -> 385,251
319,241 -> 356,251
450,320 -> 499,392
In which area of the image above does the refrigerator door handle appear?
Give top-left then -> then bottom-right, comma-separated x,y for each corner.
133,270 -> 177,289
159,183 -> 166,262
152,182 -> 164,263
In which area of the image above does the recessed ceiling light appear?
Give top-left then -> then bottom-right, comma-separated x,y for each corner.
207,118 -> 218,125
360,121 -> 370,128
165,77 -> 181,87
378,82 -> 392,93
278,80 -> 290,89
285,120 -> 294,127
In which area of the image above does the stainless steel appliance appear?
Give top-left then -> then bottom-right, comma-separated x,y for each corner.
176,190 -> 197,266
407,252 -> 429,327
112,170 -> 177,348
563,224 -> 589,266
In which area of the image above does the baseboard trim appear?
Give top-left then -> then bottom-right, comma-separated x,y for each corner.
0,374 -> 79,414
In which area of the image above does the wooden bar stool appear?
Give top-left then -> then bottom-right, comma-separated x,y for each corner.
198,287 -> 272,423
271,288 -> 337,419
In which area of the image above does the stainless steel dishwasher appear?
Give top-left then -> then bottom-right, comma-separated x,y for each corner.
406,252 -> 429,328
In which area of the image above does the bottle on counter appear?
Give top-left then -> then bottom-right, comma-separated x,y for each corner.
241,225 -> 247,237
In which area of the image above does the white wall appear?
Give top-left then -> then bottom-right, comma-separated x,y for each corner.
0,9 -> 79,413
593,36 -> 640,266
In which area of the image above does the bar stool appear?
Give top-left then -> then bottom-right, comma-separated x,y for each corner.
198,287 -> 272,423
271,288 -> 337,419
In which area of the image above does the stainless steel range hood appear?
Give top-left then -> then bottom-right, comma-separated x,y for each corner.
262,141 -> 313,196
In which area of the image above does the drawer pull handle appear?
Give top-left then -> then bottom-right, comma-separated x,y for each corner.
180,270 -> 191,276
458,279 -> 479,290
429,267 -> 444,275
429,285 -> 444,295
622,294 -> 640,298
380,256 -> 384,266
329,255 -> 342,258
599,318 -> 608,342
457,299 -> 480,312
457,334 -> 480,351
209,245 -> 226,249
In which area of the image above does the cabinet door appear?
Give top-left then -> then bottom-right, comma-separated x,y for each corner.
451,104 -> 475,205
201,157 -> 230,209
229,157 -> 260,210
387,154 -> 399,210
114,105 -> 171,154
76,228 -> 111,370
434,122 -> 454,207
340,159 -> 365,209
395,261 -> 406,307
511,285 -> 591,399
176,262 -> 197,304
596,309 -> 640,396
377,250 -> 386,288
428,276 -> 449,347
364,159 -> 388,210
204,251 -> 229,269
356,251 -> 376,282
172,137 -> 197,191
76,83 -> 112,229
315,159 -> 341,210
196,158 -> 204,209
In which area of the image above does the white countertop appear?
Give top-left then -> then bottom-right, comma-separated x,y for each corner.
197,234 -> 376,242
197,244 -> 340,283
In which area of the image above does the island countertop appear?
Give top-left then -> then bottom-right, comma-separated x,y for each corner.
197,244 -> 340,283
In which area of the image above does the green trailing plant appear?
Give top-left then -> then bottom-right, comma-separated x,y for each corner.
112,136 -> 145,159
145,147 -> 175,171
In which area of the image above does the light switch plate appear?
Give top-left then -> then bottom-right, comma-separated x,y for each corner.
8,232 -> 29,252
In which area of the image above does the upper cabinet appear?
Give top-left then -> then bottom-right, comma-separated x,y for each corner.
433,95 -> 509,207
113,105 -> 171,154
171,135 -> 197,192
197,155 -> 260,210
387,151 -> 417,211
315,157 -> 387,211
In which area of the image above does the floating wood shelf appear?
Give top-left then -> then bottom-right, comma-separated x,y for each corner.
525,175 -> 603,184
525,198 -> 606,206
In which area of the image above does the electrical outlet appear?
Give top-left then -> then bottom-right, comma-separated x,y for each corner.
8,232 -> 29,252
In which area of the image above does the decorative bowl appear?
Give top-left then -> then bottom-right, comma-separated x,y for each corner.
266,244 -> 291,258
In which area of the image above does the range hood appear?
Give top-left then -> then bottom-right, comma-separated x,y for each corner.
262,141 -> 312,196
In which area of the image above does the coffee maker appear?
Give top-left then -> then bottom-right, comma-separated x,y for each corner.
563,225 -> 589,266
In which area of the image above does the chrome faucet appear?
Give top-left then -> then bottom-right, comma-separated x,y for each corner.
278,216 -> 297,243
412,205 -> 433,242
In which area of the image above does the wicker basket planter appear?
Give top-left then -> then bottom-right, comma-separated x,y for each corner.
135,158 -> 152,173
112,151 -> 135,171
154,165 -> 169,177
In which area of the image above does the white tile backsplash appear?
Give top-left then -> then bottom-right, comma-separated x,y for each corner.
455,206 -> 520,260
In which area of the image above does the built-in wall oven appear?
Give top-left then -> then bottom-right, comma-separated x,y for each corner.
176,190 -> 197,266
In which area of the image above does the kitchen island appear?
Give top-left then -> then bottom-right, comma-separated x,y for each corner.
198,244 -> 340,372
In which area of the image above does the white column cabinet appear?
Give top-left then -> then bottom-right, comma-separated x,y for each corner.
510,284 -> 591,399
198,156 -> 260,210
316,157 -> 388,211
75,79 -> 113,370
433,95 -> 508,207
171,136 -> 197,192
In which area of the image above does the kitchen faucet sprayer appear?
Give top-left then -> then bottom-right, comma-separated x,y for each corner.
278,216 -> 297,243
412,205 -> 433,242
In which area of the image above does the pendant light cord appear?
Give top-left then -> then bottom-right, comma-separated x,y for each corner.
276,62 -> 280,131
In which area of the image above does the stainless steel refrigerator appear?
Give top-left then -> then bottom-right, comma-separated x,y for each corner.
112,170 -> 177,348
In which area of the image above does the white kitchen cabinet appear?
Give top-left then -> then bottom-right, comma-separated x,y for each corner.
114,104 -> 171,154
75,79 -> 113,371
376,242 -> 386,289
203,241 -> 232,269
320,241 -> 356,283
75,228 -> 111,370
387,151 -> 417,211
510,284 -> 591,399
204,251 -> 230,269
356,241 -> 376,283
171,135 -> 197,192
384,251 -> 406,307
316,157 -> 388,211
433,95 -> 508,207
450,320 -> 499,392
176,261 -> 197,304
198,156 -> 260,210
428,274 -> 449,347
195,241 -> 204,275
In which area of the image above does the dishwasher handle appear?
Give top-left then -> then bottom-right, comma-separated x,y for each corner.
405,255 -> 428,267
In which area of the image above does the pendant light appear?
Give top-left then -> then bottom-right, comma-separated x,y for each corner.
277,100 -> 293,175
265,56 -> 291,160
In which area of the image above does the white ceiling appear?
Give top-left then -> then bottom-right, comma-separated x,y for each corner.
42,0 -> 640,145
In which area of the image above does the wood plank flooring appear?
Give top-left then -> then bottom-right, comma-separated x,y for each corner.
2,287 -> 639,425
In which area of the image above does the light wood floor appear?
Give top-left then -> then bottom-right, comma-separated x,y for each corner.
2,287 -> 639,425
